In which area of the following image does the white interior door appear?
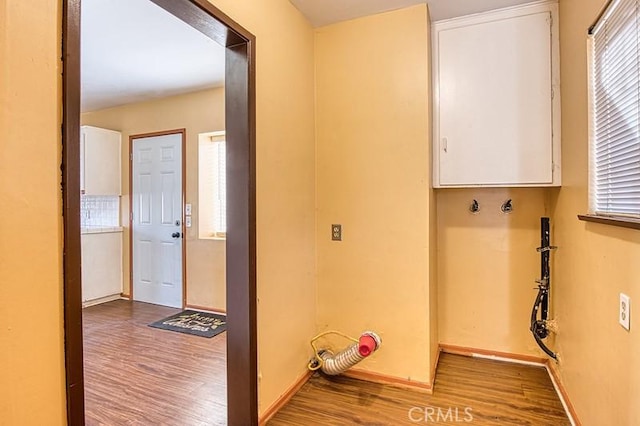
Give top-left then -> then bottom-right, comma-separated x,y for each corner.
132,133 -> 183,308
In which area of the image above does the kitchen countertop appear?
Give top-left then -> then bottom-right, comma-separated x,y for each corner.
81,226 -> 124,235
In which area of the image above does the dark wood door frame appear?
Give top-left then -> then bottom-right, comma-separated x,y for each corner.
61,1 -> 257,424
129,129 -> 188,308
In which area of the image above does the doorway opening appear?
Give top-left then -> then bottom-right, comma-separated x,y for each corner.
62,0 -> 257,424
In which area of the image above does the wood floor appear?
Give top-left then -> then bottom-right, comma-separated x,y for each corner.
268,354 -> 570,425
85,301 -> 569,425
83,300 -> 227,425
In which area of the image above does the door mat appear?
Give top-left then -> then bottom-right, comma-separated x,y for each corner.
149,310 -> 226,338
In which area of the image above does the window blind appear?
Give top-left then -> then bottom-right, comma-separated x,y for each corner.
590,0 -> 640,217
198,132 -> 226,238
213,138 -> 226,234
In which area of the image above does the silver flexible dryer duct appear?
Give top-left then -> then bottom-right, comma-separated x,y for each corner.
312,331 -> 382,376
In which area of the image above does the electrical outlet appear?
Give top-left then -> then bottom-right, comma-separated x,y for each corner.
619,293 -> 631,331
331,224 -> 342,241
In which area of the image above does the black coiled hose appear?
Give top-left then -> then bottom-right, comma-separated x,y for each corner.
530,286 -> 557,360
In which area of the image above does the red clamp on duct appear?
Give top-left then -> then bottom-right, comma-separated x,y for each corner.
358,333 -> 379,357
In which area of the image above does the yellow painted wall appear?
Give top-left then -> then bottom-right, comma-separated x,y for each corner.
206,0 -> 317,414
0,1 -> 67,424
82,88 -> 227,311
554,0 -> 640,423
437,188 -> 553,356
315,5 -> 436,384
426,7 -> 439,379
3,0 -> 316,421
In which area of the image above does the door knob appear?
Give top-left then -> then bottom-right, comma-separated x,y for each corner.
171,232 -> 181,239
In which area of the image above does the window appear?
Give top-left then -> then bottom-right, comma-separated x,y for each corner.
588,0 -> 640,219
198,131 -> 226,239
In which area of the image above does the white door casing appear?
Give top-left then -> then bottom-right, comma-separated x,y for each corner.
132,132 -> 184,308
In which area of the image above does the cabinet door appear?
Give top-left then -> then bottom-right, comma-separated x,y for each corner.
81,232 -> 123,302
82,126 -> 122,195
80,131 -> 86,193
435,10 -> 554,186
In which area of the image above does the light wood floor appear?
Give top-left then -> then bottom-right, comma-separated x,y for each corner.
268,354 -> 570,425
85,301 -> 569,425
83,300 -> 227,425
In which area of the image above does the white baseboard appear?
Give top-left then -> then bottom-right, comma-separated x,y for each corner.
82,293 -> 121,308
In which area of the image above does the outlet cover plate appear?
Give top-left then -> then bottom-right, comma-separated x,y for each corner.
331,224 -> 342,241
620,293 -> 631,331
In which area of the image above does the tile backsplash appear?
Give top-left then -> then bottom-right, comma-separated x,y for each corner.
81,195 -> 120,228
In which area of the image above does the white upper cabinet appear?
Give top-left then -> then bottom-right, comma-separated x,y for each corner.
433,1 -> 561,187
81,125 -> 122,195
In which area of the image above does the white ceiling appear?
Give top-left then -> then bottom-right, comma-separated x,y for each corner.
81,0 -> 225,112
289,0 -> 538,27
82,0 -> 538,112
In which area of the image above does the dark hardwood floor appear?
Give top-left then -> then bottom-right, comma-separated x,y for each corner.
268,353 -> 570,425
83,300 -> 227,425
85,301 -> 569,425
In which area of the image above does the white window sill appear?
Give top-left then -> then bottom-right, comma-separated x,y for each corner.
199,235 -> 227,241
578,214 -> 640,231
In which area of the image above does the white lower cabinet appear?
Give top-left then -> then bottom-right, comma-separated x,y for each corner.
81,231 -> 123,303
